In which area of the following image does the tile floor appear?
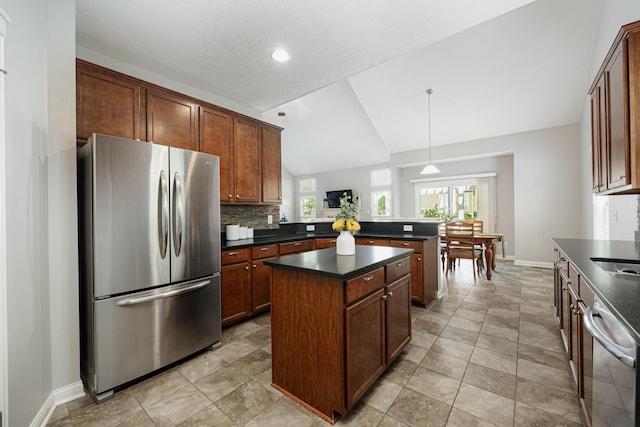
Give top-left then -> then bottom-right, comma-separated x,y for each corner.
47,259 -> 585,426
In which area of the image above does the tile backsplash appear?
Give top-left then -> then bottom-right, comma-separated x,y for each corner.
220,204 -> 280,230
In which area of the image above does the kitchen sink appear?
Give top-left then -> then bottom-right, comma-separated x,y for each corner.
591,258 -> 640,280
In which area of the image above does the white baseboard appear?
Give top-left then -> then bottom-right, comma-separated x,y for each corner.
514,259 -> 554,269
31,381 -> 85,427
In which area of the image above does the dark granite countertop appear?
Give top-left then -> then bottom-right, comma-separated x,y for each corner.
222,231 -> 438,250
264,245 -> 414,280
552,238 -> 640,342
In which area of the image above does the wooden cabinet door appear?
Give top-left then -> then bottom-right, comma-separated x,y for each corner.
568,284 -> 580,384
147,89 -> 198,151
345,288 -> 385,409
590,80 -> 605,193
579,285 -> 595,422
605,43 -> 630,190
409,253 -> 423,304
221,262 -> 250,325
251,259 -> 272,313
233,118 -> 261,203
76,63 -> 144,143
261,126 -> 282,203
314,237 -> 337,249
200,106 -> 234,203
385,276 -> 411,365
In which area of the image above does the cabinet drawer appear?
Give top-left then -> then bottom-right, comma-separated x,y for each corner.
386,256 -> 411,284
389,240 -> 422,254
314,237 -> 337,249
251,244 -> 279,260
279,239 -> 313,255
356,237 -> 389,246
345,267 -> 385,304
222,248 -> 250,265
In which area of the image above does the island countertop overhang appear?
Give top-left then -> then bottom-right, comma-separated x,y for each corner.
264,245 -> 414,280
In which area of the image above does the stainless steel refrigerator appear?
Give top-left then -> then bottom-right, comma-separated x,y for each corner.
78,133 -> 221,402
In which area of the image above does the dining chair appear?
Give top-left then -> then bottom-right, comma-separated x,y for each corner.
445,221 -> 484,279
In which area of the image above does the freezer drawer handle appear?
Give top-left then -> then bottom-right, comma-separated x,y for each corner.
116,280 -> 210,306
172,172 -> 184,257
583,305 -> 636,368
159,170 -> 169,259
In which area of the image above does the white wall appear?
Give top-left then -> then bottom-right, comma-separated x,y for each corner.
294,163 -> 390,221
400,155 -> 515,257
2,0 -> 79,425
579,0 -> 640,240
392,124 -> 582,266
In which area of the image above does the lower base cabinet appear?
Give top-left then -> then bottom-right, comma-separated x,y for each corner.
553,247 -> 595,426
221,259 -> 250,325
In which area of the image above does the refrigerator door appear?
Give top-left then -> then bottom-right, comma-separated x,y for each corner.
88,274 -> 221,397
92,135 -> 170,298
169,147 -> 220,283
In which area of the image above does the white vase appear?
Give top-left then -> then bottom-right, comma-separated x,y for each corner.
336,230 -> 355,255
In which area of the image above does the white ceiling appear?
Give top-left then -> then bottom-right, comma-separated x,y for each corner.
76,0 -> 603,176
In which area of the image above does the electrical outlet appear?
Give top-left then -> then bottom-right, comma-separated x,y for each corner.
267,215 -> 273,224
306,225 -> 315,232
403,225 -> 413,232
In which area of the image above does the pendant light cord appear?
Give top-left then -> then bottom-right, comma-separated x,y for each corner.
426,88 -> 433,162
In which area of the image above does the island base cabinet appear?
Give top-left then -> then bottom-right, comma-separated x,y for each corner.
346,289 -> 385,408
385,276 -> 411,364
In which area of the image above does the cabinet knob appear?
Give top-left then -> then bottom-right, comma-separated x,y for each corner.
363,276 -> 373,282
260,247 -> 269,251
619,174 -> 626,180
228,194 -> 232,198
418,257 -> 421,262
381,295 -> 387,300
388,291 -> 394,298
245,266 -> 249,270
228,252 -> 239,256
396,262 -> 403,267
236,195 -> 240,198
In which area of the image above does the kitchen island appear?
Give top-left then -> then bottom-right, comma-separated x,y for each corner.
265,245 -> 413,424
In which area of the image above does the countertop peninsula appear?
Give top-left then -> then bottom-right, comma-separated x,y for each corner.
552,238 -> 640,342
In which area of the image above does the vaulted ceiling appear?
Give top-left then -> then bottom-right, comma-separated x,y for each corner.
76,0 -> 603,176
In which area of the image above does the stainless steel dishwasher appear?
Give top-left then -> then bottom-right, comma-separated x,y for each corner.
583,297 -> 638,426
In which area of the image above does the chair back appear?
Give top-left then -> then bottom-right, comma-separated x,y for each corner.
445,221 -> 477,259
462,219 -> 483,234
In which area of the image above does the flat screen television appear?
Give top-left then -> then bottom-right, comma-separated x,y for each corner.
326,189 -> 352,208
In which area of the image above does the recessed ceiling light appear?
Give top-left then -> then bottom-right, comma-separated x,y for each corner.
271,48 -> 290,63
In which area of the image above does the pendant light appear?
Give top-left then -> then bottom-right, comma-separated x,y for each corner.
421,89 -> 441,174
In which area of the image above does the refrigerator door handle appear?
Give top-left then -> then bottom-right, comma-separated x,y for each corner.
172,171 -> 183,257
159,170 -> 169,259
116,279 -> 210,306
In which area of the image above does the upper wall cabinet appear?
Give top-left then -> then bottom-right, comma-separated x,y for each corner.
146,89 -> 198,151
589,20 -> 640,195
76,61 -> 145,143
76,59 -> 282,204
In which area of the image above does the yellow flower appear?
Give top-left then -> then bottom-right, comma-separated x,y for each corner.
346,218 -> 360,233
332,217 -> 345,231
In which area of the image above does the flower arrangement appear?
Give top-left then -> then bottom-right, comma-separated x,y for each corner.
332,192 -> 361,233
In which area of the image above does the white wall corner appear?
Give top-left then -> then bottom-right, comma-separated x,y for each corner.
30,381 -> 85,427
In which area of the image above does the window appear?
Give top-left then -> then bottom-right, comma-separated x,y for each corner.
370,168 -> 392,217
299,178 -> 316,220
413,174 -> 496,231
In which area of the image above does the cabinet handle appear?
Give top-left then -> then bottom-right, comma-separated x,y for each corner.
401,243 -> 409,246
368,240 -> 374,244
294,243 -> 301,246
363,276 -> 374,282
228,194 -> 232,198
236,194 -> 240,198
388,291 -> 394,298
253,264 -> 257,268
245,266 -> 249,270
260,247 -> 270,251
418,257 -> 421,262
330,239 -> 336,243
562,287 -> 567,291
381,295 -> 387,300
228,252 -> 239,256
396,262 -> 403,267
620,174 -> 626,180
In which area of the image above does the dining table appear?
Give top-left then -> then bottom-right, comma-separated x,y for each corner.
474,233 -> 504,280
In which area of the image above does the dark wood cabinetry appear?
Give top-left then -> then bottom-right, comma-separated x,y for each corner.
261,125 -> 282,204
553,247 -> 595,425
76,63 -> 144,143
76,59 -> 282,204
221,249 -> 251,326
269,249 -> 411,423
589,20 -> 640,194
314,237 -> 337,249
200,107 -> 234,203
146,89 -> 198,150
251,244 -> 279,313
